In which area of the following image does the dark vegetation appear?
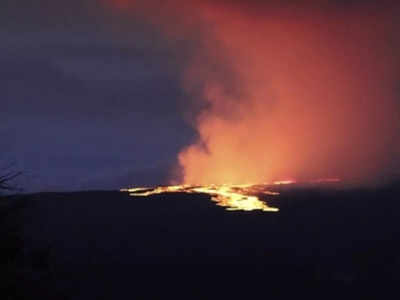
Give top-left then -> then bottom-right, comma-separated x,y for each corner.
6,182 -> 399,299
0,169 -> 23,298
0,170 -> 21,192
0,169 -> 62,299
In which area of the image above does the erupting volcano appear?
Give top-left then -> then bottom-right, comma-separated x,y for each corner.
4,1 -> 400,297
110,1 -> 400,203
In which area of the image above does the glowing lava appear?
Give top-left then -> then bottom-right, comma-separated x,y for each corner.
121,184 -> 279,212
121,179 -> 343,212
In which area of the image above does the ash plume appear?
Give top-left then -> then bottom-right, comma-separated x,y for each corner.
107,0 -> 400,185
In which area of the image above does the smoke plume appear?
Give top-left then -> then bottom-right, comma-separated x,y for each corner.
107,0 -> 400,185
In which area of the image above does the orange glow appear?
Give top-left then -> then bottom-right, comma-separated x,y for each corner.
309,178 -> 341,184
273,180 -> 296,185
122,184 -> 279,212
107,1 -> 400,186
177,5 -> 400,186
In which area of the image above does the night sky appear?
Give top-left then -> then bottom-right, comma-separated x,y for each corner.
1,0 -> 199,191
2,0 -> 400,192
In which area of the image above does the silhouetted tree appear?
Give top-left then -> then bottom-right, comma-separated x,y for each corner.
0,171 -> 21,193
0,165 -> 23,299
0,166 -> 62,299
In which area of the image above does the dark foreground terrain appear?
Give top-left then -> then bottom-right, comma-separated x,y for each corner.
2,183 -> 400,299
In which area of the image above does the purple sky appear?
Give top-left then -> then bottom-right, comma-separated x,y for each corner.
2,0 -> 399,191
1,1 -> 197,191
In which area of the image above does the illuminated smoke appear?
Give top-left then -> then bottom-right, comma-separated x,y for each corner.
108,1 -> 400,186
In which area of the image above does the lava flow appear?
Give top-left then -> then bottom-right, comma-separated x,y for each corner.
121,178 -> 342,212
121,184 -> 280,212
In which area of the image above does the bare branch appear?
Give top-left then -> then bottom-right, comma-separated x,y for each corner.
0,171 -> 22,192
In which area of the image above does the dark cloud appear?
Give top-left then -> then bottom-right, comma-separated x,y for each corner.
0,0 -> 106,30
1,0 -> 197,191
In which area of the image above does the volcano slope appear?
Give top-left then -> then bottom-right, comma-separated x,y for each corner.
6,182 -> 400,298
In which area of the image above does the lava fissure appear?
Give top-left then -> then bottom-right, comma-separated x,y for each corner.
122,184 -> 280,212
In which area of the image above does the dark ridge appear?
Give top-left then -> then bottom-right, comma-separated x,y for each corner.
2,183 -> 400,299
